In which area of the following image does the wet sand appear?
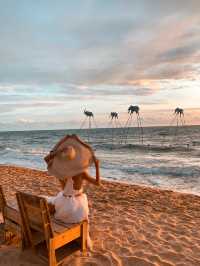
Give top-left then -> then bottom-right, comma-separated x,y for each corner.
0,165 -> 200,266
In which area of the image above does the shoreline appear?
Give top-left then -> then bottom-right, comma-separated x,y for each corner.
0,163 -> 200,198
1,165 -> 200,265
0,124 -> 199,133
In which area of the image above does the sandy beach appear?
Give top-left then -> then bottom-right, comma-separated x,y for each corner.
0,165 -> 200,266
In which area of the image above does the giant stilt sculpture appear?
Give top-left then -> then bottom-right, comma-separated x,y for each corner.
169,107 -> 185,145
108,112 -> 122,146
122,105 -> 143,144
109,112 -> 121,128
174,108 -> 185,126
169,107 -> 185,127
174,107 -> 185,141
80,109 -> 97,142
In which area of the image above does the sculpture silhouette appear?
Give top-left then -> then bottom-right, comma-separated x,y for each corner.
110,112 -> 118,120
122,105 -> 143,144
108,112 -> 122,146
80,109 -> 97,142
84,109 -> 94,118
167,107 -> 186,145
128,105 -> 139,115
174,107 -> 184,117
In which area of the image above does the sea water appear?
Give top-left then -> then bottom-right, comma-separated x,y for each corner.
0,126 -> 200,195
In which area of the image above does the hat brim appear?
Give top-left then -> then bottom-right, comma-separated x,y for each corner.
45,135 -> 95,180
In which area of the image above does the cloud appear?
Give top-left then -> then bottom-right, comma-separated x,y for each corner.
158,42 -> 200,63
17,118 -> 35,124
0,1 -> 199,88
0,1 -> 200,129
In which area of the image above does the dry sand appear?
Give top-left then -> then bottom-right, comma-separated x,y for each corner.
0,165 -> 200,266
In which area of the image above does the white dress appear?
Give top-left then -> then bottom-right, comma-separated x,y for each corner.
46,177 -> 92,248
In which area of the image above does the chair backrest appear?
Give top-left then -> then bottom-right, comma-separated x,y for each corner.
16,192 -> 54,249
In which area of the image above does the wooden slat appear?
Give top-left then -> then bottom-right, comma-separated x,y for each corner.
20,193 -> 42,207
0,185 -> 6,211
22,204 -> 44,232
4,206 -> 21,224
4,218 -> 21,233
31,230 -> 45,245
52,217 -> 83,229
26,211 -> 43,225
52,221 -> 68,234
51,219 -> 83,234
16,192 -> 35,249
28,221 -> 44,233
53,225 -> 81,249
25,204 -> 42,217
40,199 -> 54,248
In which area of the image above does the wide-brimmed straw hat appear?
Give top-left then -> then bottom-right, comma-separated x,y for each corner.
44,134 -> 99,181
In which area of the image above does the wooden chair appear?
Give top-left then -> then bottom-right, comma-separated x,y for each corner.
0,185 -> 21,242
16,191 -> 88,266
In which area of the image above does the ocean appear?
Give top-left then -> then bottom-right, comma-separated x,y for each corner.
0,125 -> 200,195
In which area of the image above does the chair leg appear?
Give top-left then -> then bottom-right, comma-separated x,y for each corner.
81,222 -> 88,253
21,231 -> 30,250
49,239 -> 56,266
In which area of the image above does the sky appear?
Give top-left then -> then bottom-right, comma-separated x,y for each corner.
0,0 -> 200,131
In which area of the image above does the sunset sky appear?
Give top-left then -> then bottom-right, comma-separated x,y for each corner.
0,0 -> 200,131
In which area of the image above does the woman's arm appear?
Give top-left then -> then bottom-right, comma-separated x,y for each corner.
83,171 -> 101,186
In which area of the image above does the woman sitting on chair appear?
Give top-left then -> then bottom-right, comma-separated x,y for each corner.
44,134 -> 101,249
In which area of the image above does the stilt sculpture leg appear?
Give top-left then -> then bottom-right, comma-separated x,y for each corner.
122,105 -> 143,145
171,108 -> 185,145
109,112 -> 121,147
81,109 -> 97,143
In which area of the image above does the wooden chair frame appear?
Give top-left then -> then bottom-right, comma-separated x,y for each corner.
0,185 -> 21,242
16,191 -> 88,266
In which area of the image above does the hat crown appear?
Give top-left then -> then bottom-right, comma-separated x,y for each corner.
45,135 -> 95,180
60,145 -> 76,160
